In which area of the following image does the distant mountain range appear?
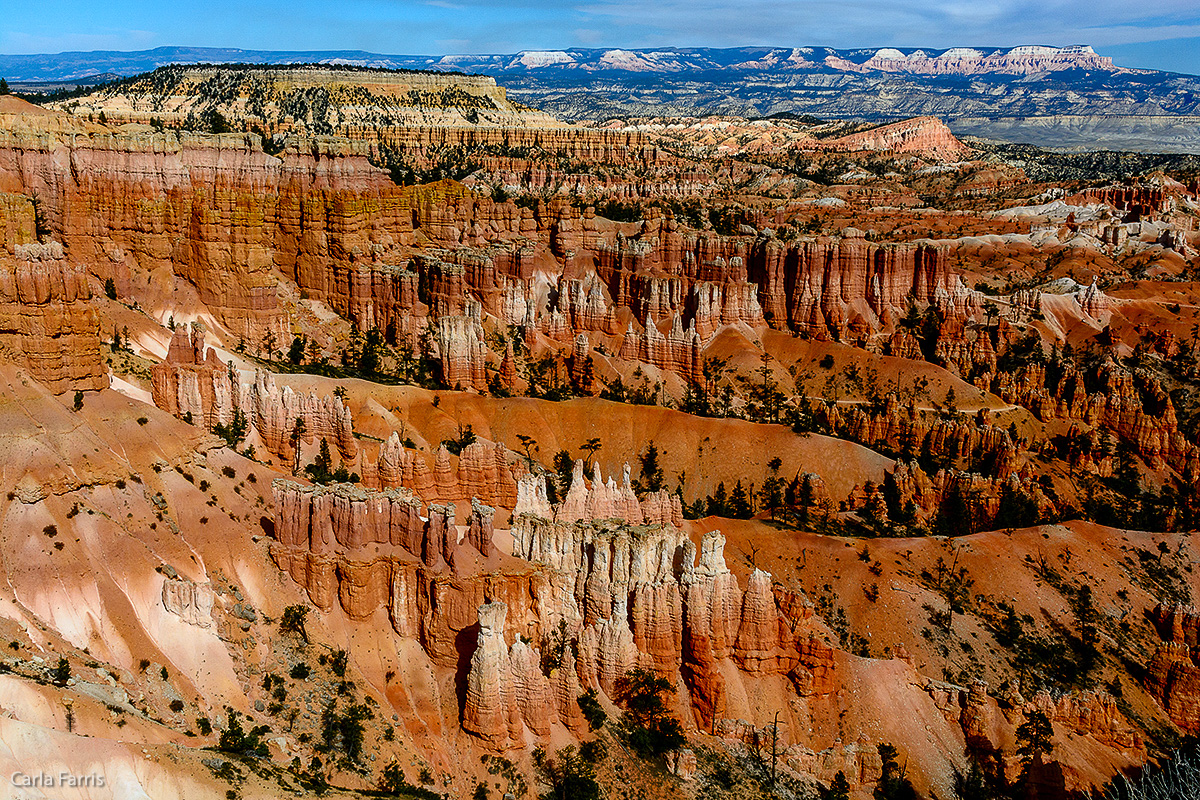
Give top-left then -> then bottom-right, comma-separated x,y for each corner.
4,45 -> 1200,152
0,44 -> 1136,82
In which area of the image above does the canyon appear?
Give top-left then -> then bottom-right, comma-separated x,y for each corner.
0,61 -> 1196,800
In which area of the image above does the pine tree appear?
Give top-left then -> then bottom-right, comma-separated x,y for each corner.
288,335 -> 306,365
823,771 -> 851,800
636,441 -> 664,494
0,79 -> 9,96
1114,440 -> 1141,496
730,480 -> 752,519
707,482 -> 728,517
290,416 -> 307,475
306,438 -> 333,483
1016,710 -> 1055,766
554,450 -> 574,495
759,477 -> 783,520
874,743 -> 917,800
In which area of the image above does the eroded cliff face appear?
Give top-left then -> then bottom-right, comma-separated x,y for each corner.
269,471 -> 838,745
0,239 -> 104,394
0,104 -> 976,356
152,328 -> 357,462
0,118 -> 416,341
825,117 -> 970,161
1145,603 -> 1200,733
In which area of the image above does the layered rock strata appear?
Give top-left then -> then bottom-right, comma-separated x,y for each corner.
152,349 -> 358,462
270,476 -> 836,747
0,238 -> 104,394
1145,603 -> 1200,733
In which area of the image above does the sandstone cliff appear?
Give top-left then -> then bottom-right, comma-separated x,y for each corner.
0,239 -> 104,394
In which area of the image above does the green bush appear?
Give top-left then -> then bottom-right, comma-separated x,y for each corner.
613,668 -> 685,757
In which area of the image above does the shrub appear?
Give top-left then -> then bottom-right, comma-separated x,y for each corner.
534,745 -> 600,800
613,668 -> 685,757
576,689 -> 607,731
290,663 -> 310,680
218,708 -> 269,757
280,605 -> 309,642
53,657 -> 70,686
330,649 -> 348,678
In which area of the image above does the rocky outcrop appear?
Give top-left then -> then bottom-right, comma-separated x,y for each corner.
361,432 -> 436,494
272,479 -> 427,557
514,472 -> 553,519
152,350 -> 359,463
1145,603 -> 1200,733
1066,185 -> 1169,219
511,517 -> 836,727
161,577 -> 214,628
462,602 -> 523,748
996,358 -> 1200,478
433,312 -> 489,391
0,241 -> 104,394
244,370 -> 358,462
151,324 -> 236,428
467,498 -> 495,557
618,314 -> 703,383
555,461 -> 644,525
876,458 -> 1056,528
461,600 -> 558,747
735,569 -> 795,673
640,489 -> 685,527
817,395 -> 1020,485
457,441 -> 520,508
826,116 -> 969,161
361,437 -> 519,508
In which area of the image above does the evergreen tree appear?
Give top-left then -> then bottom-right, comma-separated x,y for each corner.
1113,440 -> 1141,496
822,771 -> 851,800
759,477 -> 784,520
280,605 -> 310,643
1016,710 -> 1055,766
874,743 -> 917,800
554,450 -> 575,494
935,485 -> 975,537
994,484 -> 1040,529
636,441 -> 664,494
953,759 -> 997,800
288,335 -> 306,365
707,482 -> 728,517
306,438 -> 333,483
613,668 -> 685,757
213,409 -> 248,448
730,480 -> 752,519
0,79 -> 9,95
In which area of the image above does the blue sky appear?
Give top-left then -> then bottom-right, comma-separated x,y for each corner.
4,0 -> 1199,74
